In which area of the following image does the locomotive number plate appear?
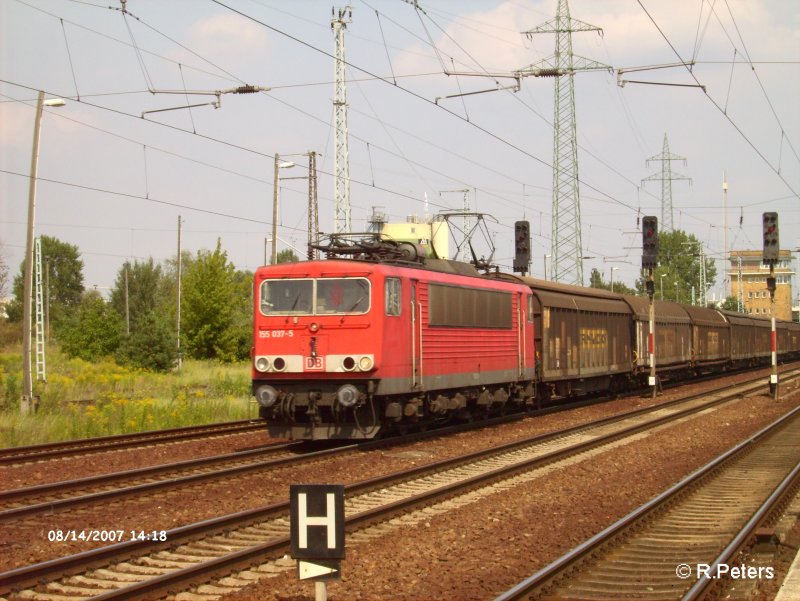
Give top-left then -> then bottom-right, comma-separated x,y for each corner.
304,356 -> 325,371
259,330 -> 294,339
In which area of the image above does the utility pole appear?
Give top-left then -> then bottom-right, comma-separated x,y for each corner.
332,5 -> 352,235
272,153 -> 280,263
307,151 -> 319,260
516,0 -> 608,286
723,173 -> 729,297
124,264 -> 130,336
737,256 -> 743,312
176,215 -> 182,370
22,91 -> 64,413
642,133 -> 691,232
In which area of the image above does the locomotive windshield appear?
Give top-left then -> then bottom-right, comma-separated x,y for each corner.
260,277 -> 370,316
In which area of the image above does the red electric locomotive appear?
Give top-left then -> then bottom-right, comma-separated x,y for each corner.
252,244 -> 535,440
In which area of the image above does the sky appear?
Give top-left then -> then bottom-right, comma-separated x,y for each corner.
1,0 -> 798,303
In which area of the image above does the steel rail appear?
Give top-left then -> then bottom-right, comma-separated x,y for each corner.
493,404 -> 800,601
0,419 -> 267,464
0,440 -> 305,522
681,457 -> 800,601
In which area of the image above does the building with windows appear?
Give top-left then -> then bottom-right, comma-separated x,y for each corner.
729,250 -> 794,320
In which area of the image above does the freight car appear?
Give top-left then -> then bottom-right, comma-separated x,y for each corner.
253,246 -> 800,440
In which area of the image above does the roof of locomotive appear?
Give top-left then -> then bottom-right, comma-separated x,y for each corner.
256,257 -> 529,286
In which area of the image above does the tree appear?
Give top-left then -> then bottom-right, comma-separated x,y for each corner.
58,291 -> 123,361
110,258 -> 166,330
275,248 -> 299,264
718,295 -> 741,312
636,230 -> 717,304
181,240 -> 240,361
6,236 -> 84,327
588,267 -> 637,296
0,247 -> 8,300
116,311 -> 177,372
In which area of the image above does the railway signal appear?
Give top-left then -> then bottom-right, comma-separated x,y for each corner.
513,220 -> 531,274
762,212 -> 779,265
762,212 -> 779,399
641,216 -> 658,269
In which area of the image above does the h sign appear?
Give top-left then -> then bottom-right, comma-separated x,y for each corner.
290,484 -> 345,560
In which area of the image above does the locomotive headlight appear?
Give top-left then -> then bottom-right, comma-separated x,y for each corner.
336,384 -> 360,408
342,356 -> 356,371
255,357 -> 270,372
358,356 -> 374,371
255,384 -> 278,407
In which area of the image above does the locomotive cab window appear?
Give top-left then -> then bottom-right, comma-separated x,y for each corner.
260,279 -> 313,315
260,278 -> 370,316
385,278 -> 401,316
317,278 -> 370,314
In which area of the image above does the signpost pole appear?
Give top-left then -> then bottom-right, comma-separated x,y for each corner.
769,264 -> 778,400
648,268 -> 656,399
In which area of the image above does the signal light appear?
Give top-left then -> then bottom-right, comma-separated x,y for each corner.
762,212 -> 779,264
641,216 -> 658,269
513,220 -> 531,273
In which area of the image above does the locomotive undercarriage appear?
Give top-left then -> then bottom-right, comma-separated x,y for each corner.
254,378 -> 536,440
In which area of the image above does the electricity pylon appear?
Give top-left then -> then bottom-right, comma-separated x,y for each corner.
332,6 -> 352,234
642,133 -> 691,232
516,0 -> 608,286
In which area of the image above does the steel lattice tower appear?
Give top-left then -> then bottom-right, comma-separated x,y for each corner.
332,6 -> 352,234
518,0 -> 607,286
642,133 -> 691,232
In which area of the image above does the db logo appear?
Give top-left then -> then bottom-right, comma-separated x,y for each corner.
305,357 -> 324,371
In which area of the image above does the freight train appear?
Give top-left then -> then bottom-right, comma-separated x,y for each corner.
251,239 -> 800,440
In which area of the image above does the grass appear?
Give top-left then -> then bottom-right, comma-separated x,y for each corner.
0,347 -> 258,448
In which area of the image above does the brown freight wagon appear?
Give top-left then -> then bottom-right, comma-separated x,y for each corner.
518,278 -> 633,398
621,296 -> 692,381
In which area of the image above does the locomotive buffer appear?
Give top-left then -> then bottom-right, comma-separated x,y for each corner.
290,484 -> 346,600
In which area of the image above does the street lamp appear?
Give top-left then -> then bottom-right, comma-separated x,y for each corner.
660,273 -> 667,301
610,266 -> 619,292
271,154 -> 295,264
22,92 -> 65,413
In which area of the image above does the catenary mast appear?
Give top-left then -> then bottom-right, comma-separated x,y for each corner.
332,6 -> 352,235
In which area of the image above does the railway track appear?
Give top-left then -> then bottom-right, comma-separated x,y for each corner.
3,367 -> 796,525
0,440 -> 306,522
494,404 -> 800,601
2,369 -> 794,601
0,419 -> 268,465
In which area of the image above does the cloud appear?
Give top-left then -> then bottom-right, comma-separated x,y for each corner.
184,13 -> 269,65
394,2 -> 538,77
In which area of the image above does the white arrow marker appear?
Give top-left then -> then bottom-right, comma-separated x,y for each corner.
298,560 -> 339,580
